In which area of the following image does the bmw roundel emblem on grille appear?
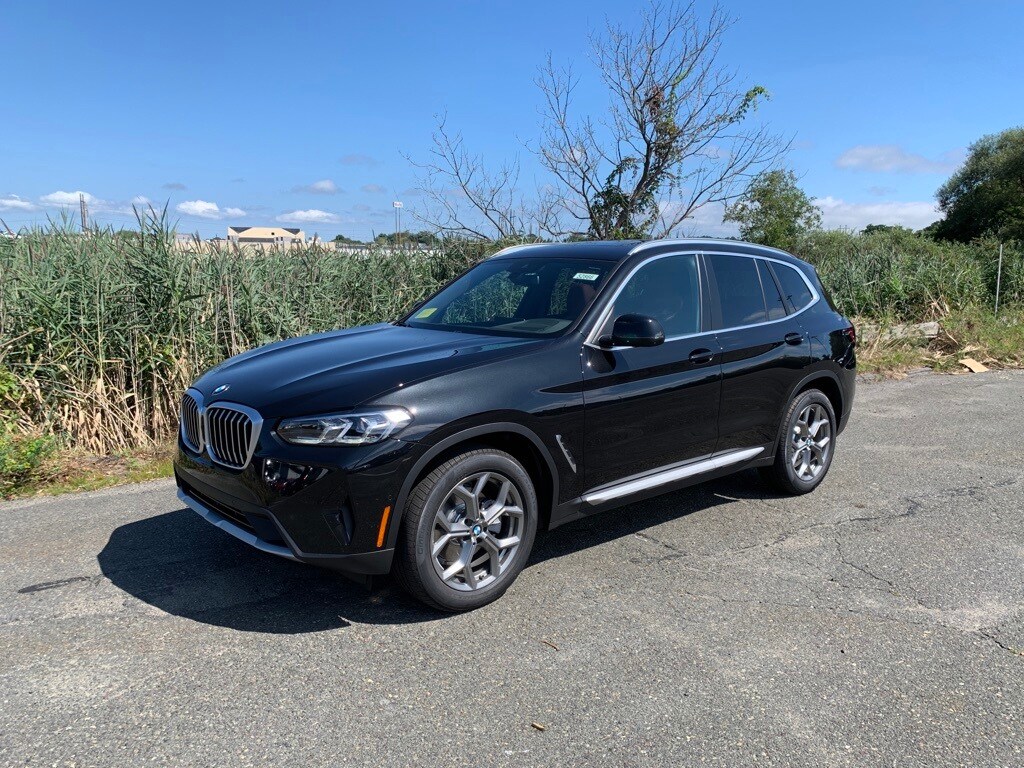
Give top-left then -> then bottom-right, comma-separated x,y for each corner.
212,384 -> 230,395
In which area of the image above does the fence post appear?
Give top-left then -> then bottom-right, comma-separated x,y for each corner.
994,242 -> 1003,317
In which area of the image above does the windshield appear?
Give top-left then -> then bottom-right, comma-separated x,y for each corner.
401,257 -> 617,337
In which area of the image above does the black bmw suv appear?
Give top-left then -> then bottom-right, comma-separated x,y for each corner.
174,239 -> 855,611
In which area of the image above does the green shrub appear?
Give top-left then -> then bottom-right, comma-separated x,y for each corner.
0,428 -> 56,496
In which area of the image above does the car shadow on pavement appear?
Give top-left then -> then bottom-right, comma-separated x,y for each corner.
98,471 -> 781,634
97,508 -> 441,634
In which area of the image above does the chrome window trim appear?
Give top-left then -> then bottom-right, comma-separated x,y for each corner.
181,388 -> 206,453
203,401 -> 264,470
583,250 -> 705,350
584,249 -> 820,349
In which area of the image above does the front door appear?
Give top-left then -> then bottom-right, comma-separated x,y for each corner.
581,253 -> 722,491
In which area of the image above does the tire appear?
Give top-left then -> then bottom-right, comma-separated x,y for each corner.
393,448 -> 538,612
759,388 -> 836,495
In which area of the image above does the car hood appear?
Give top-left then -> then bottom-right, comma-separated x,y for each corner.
191,323 -> 541,417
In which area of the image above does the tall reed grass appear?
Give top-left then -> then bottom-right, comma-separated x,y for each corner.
0,216 -> 480,454
0,216 -> 1019,457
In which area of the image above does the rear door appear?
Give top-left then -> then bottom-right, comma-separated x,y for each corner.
705,253 -> 811,453
581,252 -> 722,490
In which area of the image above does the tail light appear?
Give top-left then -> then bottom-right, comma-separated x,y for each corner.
842,325 -> 856,345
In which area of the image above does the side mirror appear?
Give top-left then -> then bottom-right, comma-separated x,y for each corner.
602,314 -> 665,348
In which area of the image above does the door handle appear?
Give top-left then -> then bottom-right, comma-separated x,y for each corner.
688,348 -> 714,365
784,332 -> 804,345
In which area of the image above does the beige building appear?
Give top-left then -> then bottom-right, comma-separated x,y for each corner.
227,226 -> 305,247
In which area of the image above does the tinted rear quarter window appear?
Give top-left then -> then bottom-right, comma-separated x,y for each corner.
757,259 -> 787,320
772,262 -> 814,312
708,254 -> 767,328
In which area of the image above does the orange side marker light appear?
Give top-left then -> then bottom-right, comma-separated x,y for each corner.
376,506 -> 392,548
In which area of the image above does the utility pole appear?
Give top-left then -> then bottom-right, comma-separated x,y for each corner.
393,201 -> 403,250
79,193 -> 89,234
995,242 -> 1004,317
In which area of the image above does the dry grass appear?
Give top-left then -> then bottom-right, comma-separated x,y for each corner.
1,216 -> 1021,496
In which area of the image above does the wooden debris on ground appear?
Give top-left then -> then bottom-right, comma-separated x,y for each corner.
959,357 -> 989,373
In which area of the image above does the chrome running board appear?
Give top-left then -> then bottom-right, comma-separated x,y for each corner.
177,487 -> 299,561
582,446 -> 764,505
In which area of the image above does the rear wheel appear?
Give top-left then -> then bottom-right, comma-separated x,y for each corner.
394,448 -> 538,612
759,389 -> 836,495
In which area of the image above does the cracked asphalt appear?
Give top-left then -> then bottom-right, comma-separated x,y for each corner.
2,371 -> 1023,767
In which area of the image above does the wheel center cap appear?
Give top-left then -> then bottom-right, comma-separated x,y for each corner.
472,524 -> 483,536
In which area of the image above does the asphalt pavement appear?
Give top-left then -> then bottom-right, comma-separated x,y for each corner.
1,370 -> 1022,767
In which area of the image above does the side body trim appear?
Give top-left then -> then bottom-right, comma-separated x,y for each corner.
582,446 -> 764,505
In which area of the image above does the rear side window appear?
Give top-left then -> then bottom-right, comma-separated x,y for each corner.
771,262 -> 815,312
707,254 -> 767,328
757,259 -> 787,320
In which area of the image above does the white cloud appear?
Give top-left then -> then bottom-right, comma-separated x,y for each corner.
813,196 -> 940,231
277,209 -> 340,224
835,145 -> 962,174
131,195 -> 152,206
361,183 -> 386,194
293,179 -> 340,195
176,200 -> 246,219
339,153 -> 380,167
0,195 -> 39,212
40,190 -> 97,206
655,200 -> 737,238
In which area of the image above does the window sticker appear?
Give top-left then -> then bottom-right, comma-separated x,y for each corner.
415,307 -> 438,319
573,272 -> 599,281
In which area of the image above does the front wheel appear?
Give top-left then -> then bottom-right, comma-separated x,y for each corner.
394,448 -> 538,612
759,389 -> 836,495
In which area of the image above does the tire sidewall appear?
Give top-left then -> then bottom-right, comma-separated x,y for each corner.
410,452 -> 538,610
782,390 -> 836,491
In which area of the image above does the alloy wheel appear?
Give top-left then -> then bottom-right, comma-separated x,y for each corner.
431,471 -> 525,591
790,402 -> 832,482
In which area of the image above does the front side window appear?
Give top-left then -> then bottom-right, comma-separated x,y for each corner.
402,257 -> 616,337
599,253 -> 701,338
707,254 -> 768,328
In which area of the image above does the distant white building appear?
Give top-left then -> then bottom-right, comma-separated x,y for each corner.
227,226 -> 305,248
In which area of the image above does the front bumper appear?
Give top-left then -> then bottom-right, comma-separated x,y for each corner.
173,433 -> 419,576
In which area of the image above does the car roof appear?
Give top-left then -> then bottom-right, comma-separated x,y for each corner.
491,239 -> 810,268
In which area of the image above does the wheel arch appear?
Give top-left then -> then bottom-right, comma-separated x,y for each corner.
794,371 -> 844,425
385,422 -> 559,550
766,370 -> 845,460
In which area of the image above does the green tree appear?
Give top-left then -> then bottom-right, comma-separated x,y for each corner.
723,170 -> 821,250
934,127 -> 1024,242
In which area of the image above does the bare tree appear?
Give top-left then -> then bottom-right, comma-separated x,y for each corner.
409,116 -> 538,241
539,1 -> 788,238
413,0 -> 788,241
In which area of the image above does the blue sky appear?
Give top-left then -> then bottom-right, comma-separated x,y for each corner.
2,0 -> 1021,239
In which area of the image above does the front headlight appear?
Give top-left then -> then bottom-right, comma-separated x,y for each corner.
276,408 -> 412,446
